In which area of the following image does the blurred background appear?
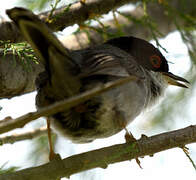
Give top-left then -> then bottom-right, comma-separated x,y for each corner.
0,0 -> 195,179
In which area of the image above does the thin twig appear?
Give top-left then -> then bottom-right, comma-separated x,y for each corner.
0,76 -> 138,135
181,146 -> 196,171
0,126 -> 47,145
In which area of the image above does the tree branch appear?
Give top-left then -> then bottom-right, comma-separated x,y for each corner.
0,0 -> 195,43
0,76 -> 138,135
41,0 -> 137,31
61,0 -> 196,50
0,0 -> 195,99
0,125 -> 195,180
0,0 -> 137,42
0,126 -> 47,145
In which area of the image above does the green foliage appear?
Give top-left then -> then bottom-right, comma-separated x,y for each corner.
47,0 -> 62,23
0,40 -> 38,71
162,0 -> 196,64
74,13 -> 126,44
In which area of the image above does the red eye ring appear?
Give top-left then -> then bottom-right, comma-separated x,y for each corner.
150,55 -> 161,68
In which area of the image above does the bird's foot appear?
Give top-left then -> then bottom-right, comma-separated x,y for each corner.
46,118 -> 60,161
49,152 -> 61,161
124,128 -> 142,169
124,128 -> 137,143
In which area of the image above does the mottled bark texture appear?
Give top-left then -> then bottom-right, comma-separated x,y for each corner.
0,125 -> 195,180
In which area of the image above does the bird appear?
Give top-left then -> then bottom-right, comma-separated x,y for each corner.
7,7 -> 189,144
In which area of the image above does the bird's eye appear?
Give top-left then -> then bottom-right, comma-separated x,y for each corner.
150,55 -> 161,68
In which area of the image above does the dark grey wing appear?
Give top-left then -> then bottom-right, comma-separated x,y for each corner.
72,44 -> 144,79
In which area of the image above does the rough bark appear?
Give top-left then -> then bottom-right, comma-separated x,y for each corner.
0,0 -> 137,42
0,125 -> 195,180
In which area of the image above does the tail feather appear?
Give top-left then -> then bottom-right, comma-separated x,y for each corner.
6,7 -> 81,96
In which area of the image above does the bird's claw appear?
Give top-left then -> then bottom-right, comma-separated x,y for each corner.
124,128 -> 137,143
124,128 -> 143,169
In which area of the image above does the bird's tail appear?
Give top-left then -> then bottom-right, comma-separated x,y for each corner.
6,7 -> 81,97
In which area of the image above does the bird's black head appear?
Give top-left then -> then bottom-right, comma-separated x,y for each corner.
106,36 -> 169,73
106,36 -> 189,88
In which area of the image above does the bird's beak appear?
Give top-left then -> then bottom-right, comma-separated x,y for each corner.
162,72 -> 189,88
